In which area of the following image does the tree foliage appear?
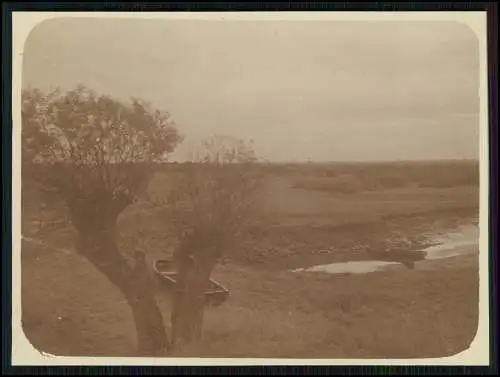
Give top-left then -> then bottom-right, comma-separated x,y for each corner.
22,85 -> 182,355
22,85 -> 182,221
162,135 -> 263,346
167,134 -> 263,259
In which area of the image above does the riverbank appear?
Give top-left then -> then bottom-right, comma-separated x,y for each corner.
180,252 -> 479,358
20,215 -> 480,359
21,237 -> 478,358
20,163 -> 480,358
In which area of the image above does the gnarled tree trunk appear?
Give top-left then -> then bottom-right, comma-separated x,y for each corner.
170,246 -> 218,347
74,218 -> 169,356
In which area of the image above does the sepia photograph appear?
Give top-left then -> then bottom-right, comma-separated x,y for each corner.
14,12 -> 488,363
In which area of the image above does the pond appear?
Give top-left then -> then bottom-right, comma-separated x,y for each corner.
293,223 -> 479,275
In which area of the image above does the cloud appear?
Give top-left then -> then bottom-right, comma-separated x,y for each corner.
22,18 -> 479,161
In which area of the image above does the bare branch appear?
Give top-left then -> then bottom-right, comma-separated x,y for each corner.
163,135 -> 263,259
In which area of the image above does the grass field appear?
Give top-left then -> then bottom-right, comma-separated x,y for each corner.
20,160 -> 480,359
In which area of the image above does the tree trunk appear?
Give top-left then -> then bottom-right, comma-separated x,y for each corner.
170,255 -> 217,347
75,221 -> 169,356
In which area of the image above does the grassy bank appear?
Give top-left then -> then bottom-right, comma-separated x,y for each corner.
20,161 -> 480,358
21,244 -> 479,358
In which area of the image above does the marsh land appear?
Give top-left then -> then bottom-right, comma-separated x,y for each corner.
21,160 -> 479,358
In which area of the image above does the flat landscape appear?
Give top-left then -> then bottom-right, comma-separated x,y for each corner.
21,160 -> 480,359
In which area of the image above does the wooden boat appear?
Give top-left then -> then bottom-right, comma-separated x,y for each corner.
153,259 -> 230,307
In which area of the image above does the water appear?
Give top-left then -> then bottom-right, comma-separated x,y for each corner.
293,260 -> 403,274
423,224 -> 478,261
294,223 -> 478,275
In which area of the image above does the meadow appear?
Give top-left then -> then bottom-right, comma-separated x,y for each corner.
20,160 -> 480,358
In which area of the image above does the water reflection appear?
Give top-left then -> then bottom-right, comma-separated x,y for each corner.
293,260 -> 402,274
423,224 -> 478,260
294,223 -> 478,275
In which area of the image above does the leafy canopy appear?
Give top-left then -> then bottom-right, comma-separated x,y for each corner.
22,85 -> 182,221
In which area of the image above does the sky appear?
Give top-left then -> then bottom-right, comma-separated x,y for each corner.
22,17 -> 480,162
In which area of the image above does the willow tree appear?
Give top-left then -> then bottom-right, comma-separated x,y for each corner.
164,135 -> 262,347
21,85 -> 182,356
